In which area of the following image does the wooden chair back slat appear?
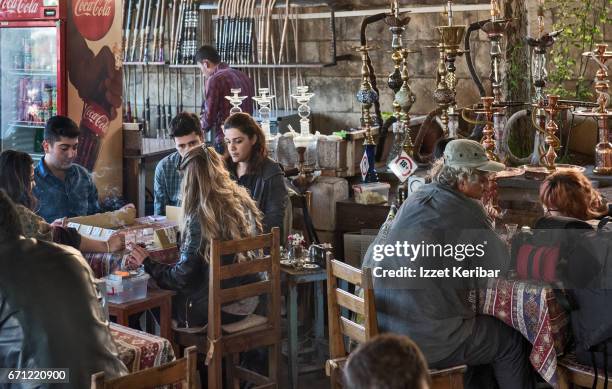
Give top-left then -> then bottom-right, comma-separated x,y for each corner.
330,260 -> 362,286
220,256 -> 271,279
218,234 -> 272,256
91,346 -> 197,389
339,316 -> 367,344
335,289 -> 365,316
219,280 -> 272,304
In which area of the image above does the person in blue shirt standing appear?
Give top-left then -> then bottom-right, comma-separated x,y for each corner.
33,116 -> 131,223
153,112 -> 204,216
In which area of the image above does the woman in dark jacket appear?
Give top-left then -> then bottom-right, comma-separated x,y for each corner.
126,146 -> 264,327
223,113 -> 288,236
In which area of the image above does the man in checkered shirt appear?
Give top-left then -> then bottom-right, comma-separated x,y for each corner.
153,113 -> 203,216
196,45 -> 254,153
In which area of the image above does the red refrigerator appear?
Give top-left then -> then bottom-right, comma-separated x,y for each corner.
0,0 -> 66,159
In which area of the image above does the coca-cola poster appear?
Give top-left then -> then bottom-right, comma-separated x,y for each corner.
67,0 -> 122,198
0,0 -> 41,19
72,0 -> 114,41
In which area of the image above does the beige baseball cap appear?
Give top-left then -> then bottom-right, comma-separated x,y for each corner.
443,139 -> 505,172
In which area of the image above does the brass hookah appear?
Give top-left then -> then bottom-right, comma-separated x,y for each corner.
430,0 -> 466,137
541,95 -> 571,171
356,45 -> 380,182
385,1 -> 416,157
464,96 -> 505,161
438,1 -> 466,137
574,44 -> 612,175
482,0 -> 511,105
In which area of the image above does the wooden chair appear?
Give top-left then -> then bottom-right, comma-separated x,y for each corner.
207,227 -> 282,389
558,352 -> 612,389
289,190 -> 318,246
325,254 -> 378,389
91,346 -> 197,388
325,254 -> 466,389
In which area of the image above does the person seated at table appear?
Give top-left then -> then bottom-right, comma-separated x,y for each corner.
363,139 -> 536,389
223,112 -> 288,236
34,115 -> 133,223
125,145 -> 264,328
344,334 -> 431,389
0,190 -> 128,388
538,170 -> 612,372
154,112 -> 204,216
0,149 -> 124,253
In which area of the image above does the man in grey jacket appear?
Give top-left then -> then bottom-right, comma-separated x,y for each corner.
0,190 -> 127,388
363,140 -> 535,389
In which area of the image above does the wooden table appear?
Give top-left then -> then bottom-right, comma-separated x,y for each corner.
282,264 -> 327,389
108,288 -> 176,345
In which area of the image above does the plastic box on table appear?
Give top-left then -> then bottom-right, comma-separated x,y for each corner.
104,271 -> 150,304
352,182 -> 391,205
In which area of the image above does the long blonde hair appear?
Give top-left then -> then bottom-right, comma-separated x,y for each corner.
180,146 -> 263,262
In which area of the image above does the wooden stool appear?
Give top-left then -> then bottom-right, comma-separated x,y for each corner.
92,346 -> 197,388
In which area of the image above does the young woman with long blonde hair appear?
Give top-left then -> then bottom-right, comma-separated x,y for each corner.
127,145 -> 263,327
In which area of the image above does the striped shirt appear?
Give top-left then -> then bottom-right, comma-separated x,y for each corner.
200,63 -> 254,145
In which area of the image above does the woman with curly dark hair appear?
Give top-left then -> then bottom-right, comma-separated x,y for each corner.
223,112 -> 288,236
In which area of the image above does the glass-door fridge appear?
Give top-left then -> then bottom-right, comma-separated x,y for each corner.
0,0 -> 66,160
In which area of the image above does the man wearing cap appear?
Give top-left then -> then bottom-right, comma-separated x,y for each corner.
363,139 -> 535,389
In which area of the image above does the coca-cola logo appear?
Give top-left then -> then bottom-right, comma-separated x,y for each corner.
0,0 -> 40,15
83,102 -> 110,136
72,0 -> 114,41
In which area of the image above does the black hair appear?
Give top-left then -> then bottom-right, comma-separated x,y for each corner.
0,150 -> 36,210
0,189 -> 24,243
44,115 -> 80,144
344,334 -> 431,389
433,137 -> 456,160
169,112 -> 203,138
223,113 -> 268,174
195,45 -> 221,64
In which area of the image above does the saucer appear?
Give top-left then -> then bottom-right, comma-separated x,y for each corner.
302,263 -> 320,269
280,259 -> 294,266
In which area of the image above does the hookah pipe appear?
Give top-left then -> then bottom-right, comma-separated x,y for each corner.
359,13 -> 387,158
464,19 -> 490,98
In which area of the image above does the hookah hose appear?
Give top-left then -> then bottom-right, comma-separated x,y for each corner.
412,107 -> 443,164
360,13 -> 386,159
375,116 -> 397,162
464,19 -> 490,98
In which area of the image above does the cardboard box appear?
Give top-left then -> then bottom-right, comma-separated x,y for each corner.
309,176 -> 349,231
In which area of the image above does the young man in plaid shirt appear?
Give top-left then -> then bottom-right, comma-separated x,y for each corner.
153,113 -> 204,216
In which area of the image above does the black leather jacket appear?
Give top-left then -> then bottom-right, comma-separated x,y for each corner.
232,157 -> 288,236
0,238 -> 128,388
